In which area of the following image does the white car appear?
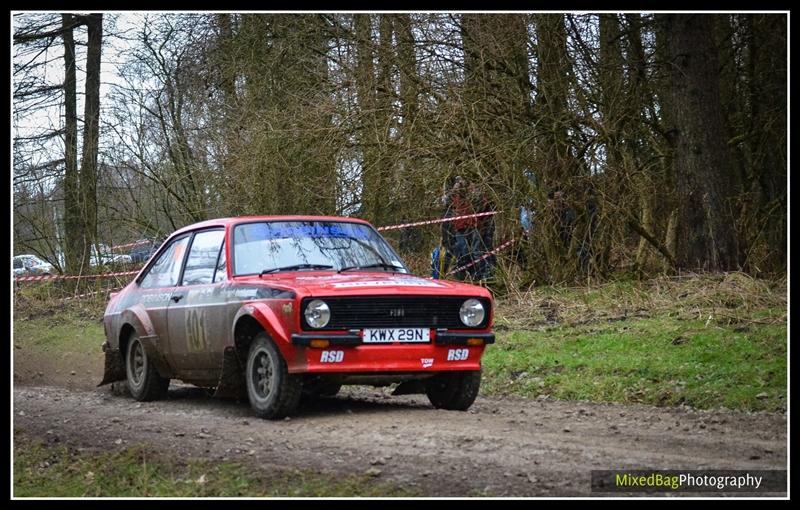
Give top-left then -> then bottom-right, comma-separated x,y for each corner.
13,254 -> 55,277
90,248 -> 132,267
110,254 -> 133,265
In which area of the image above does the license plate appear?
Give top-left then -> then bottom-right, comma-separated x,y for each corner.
363,328 -> 430,343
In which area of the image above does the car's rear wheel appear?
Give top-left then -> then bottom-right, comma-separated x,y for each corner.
245,333 -> 302,419
425,370 -> 481,411
125,333 -> 169,401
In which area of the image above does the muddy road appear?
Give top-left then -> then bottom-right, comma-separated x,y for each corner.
13,383 -> 786,496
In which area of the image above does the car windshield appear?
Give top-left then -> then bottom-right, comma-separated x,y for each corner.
232,221 -> 409,276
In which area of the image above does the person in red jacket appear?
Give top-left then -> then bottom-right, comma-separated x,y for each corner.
442,176 -> 481,280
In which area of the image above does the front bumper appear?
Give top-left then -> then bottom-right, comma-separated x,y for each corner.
288,329 -> 493,374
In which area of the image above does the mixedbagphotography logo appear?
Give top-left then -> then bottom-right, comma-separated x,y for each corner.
591,470 -> 787,494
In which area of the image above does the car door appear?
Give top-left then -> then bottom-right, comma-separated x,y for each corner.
166,228 -> 226,376
137,234 -> 191,368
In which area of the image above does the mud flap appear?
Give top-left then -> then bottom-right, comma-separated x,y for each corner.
138,335 -> 172,378
98,346 -> 125,386
392,380 -> 427,396
212,347 -> 247,400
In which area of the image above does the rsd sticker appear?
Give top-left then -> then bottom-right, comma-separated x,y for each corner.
447,348 -> 469,361
421,358 -> 434,368
320,351 -> 344,363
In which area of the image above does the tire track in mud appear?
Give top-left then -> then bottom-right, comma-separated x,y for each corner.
13,385 -> 787,496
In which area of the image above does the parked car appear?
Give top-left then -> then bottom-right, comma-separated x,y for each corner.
13,254 -> 55,277
90,244 -> 110,267
100,216 -> 495,419
110,253 -> 133,265
91,245 -> 133,267
129,239 -> 161,264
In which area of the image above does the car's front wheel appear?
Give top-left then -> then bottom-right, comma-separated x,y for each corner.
125,333 -> 169,401
425,370 -> 481,411
245,333 -> 302,419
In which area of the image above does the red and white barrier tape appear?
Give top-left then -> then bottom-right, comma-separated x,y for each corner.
446,238 -> 517,276
377,210 -> 500,232
110,239 -> 153,251
14,269 -> 141,283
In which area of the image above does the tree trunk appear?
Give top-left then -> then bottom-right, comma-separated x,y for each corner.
61,14 -> 83,274
392,14 -> 422,212
376,14 -> 396,214
533,14 -> 573,187
354,14 -> 385,223
664,14 -> 738,271
79,13 -> 103,265
394,15 -> 418,133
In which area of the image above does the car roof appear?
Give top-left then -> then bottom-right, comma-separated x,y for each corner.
169,215 -> 373,238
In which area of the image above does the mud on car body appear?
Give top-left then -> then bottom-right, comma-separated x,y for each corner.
100,216 -> 495,419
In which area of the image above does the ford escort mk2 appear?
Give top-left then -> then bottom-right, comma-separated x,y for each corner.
100,216 -> 495,419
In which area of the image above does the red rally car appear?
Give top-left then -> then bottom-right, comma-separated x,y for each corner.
100,216 -> 495,419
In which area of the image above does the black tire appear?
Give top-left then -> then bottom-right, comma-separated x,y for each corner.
125,333 -> 169,401
245,333 -> 302,419
425,370 -> 481,411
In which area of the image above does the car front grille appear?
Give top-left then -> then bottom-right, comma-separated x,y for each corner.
301,296 -> 490,330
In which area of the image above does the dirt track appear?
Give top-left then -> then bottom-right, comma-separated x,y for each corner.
13,383 -> 787,496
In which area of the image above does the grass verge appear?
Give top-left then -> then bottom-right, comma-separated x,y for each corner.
13,303 -> 105,388
14,310 -> 104,354
13,432 -> 415,497
482,315 -> 786,411
487,273 -> 787,412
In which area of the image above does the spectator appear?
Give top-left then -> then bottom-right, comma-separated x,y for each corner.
442,176 -> 480,280
516,201 -> 535,268
519,170 -> 537,239
430,245 -> 453,279
547,189 -> 576,250
515,169 -> 538,268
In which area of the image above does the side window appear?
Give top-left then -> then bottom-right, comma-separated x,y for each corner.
140,236 -> 190,289
213,241 -> 227,283
183,230 -> 225,286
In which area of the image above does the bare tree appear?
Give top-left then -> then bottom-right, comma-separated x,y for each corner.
663,15 -> 739,271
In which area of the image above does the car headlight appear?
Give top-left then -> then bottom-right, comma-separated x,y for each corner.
459,299 -> 485,327
304,299 -> 330,328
